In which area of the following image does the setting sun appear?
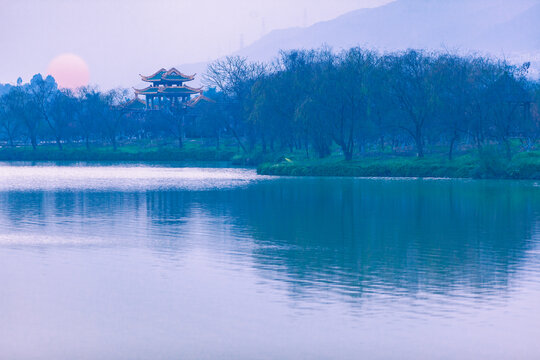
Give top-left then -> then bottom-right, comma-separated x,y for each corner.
46,53 -> 90,89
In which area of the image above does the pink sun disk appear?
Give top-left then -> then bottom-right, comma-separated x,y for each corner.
47,54 -> 90,89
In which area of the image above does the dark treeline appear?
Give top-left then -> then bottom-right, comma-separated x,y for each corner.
0,74 -> 139,151
1,48 -> 539,161
204,48 -> 539,160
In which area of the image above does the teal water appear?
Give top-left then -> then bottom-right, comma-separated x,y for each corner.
0,164 -> 539,359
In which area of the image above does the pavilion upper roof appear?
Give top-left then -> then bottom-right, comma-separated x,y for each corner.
140,68 -> 195,83
134,85 -> 203,96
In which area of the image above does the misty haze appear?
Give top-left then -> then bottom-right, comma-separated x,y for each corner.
0,1 -> 539,359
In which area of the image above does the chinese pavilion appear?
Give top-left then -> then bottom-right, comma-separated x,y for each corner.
134,68 -> 203,110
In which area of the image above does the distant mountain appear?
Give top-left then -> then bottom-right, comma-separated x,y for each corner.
183,0 -> 540,84
482,2 -> 540,52
235,0 -> 540,60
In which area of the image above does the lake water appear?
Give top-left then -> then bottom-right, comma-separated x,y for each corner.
0,163 -> 539,360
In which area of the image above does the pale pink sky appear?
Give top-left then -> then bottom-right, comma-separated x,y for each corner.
0,0 -> 392,88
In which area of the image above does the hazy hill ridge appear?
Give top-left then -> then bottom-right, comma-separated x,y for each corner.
235,0 -> 540,60
181,0 -> 540,84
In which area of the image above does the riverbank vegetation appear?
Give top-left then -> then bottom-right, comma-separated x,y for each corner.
0,141 -> 237,162
0,47 -> 539,178
257,150 -> 540,179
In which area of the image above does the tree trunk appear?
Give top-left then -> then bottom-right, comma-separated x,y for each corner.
56,136 -> 63,151
7,131 -> 14,147
30,134 -> 37,150
336,138 -> 353,161
358,139 -> 365,154
415,125 -> 424,158
229,126 -> 246,153
174,113 -> 184,149
475,135 -> 483,153
344,149 -> 353,161
44,115 -> 63,151
177,133 -> 183,149
448,133 -> 458,161
338,140 -> 353,161
503,138 -> 512,160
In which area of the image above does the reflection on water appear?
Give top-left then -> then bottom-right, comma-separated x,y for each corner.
0,164 -> 539,359
0,163 -> 263,192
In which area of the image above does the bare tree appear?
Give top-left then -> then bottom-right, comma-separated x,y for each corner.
204,56 -> 266,152
0,92 -> 22,147
387,50 -> 437,158
28,74 -> 58,149
101,89 -> 129,151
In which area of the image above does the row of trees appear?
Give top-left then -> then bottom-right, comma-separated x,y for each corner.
1,48 -> 539,160
204,48 -> 539,160
0,75 -> 139,151
0,73 -> 204,151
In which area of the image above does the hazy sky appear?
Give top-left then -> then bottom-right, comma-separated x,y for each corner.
0,0 -> 392,88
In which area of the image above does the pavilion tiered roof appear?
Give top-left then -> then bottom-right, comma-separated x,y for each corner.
140,68 -> 195,84
134,85 -> 203,97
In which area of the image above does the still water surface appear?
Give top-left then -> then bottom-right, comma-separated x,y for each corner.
0,163 -> 539,359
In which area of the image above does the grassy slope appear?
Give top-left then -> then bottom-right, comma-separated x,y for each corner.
257,151 -> 540,179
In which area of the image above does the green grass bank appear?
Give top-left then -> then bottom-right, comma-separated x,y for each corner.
0,142 -> 237,163
257,151 -> 540,180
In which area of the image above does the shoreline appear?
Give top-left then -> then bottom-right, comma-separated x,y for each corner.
257,153 -> 540,180
1,145 -> 539,180
0,146 -> 236,163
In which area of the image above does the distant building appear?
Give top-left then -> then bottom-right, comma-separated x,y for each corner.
134,68 -> 205,110
122,97 -> 147,112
